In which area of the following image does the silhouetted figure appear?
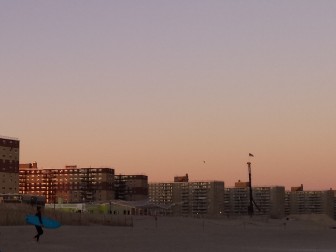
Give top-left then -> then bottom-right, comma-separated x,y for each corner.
34,206 -> 44,242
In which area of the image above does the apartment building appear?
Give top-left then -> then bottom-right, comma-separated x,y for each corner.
172,182 -> 190,215
189,181 -> 224,216
149,180 -> 224,216
19,163 -> 114,203
224,187 -> 249,216
0,136 -> 20,194
224,181 -> 285,218
114,175 -> 148,201
149,182 -> 174,202
285,185 -> 334,218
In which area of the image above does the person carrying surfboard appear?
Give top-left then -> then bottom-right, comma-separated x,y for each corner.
33,206 -> 44,242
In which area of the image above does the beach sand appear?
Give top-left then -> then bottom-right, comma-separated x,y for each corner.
1,215 -> 336,252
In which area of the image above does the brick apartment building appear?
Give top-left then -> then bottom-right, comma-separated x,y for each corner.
19,163 -> 114,203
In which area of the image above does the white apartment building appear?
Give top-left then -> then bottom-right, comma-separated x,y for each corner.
149,181 -> 224,216
224,182 -> 285,218
285,188 -> 334,218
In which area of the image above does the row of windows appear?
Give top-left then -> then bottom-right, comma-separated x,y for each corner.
0,187 -> 16,190
1,148 -> 18,152
0,138 -> 19,146
20,175 -> 107,180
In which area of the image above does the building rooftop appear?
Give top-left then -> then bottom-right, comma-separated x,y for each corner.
0,135 -> 19,141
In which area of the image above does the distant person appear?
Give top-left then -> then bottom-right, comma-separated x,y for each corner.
33,206 -> 44,242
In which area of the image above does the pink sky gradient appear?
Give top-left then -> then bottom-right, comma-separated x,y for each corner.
1,1 -> 336,190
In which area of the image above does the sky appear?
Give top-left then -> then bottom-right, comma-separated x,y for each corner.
1,1 -> 336,190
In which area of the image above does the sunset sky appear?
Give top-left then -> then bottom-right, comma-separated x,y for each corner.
1,1 -> 336,190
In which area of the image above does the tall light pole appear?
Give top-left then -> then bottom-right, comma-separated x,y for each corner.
247,162 -> 254,216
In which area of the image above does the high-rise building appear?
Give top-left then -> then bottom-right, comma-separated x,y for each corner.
114,175 -> 148,201
224,181 -> 285,218
224,187 -> 249,216
149,182 -> 174,210
285,185 -> 334,218
0,136 -> 20,194
188,181 -> 224,216
149,180 -> 224,216
254,186 -> 285,218
19,163 -> 114,203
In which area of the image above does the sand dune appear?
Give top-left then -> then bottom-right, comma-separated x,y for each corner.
1,216 -> 336,252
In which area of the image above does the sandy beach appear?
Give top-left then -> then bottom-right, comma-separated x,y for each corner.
1,215 -> 336,252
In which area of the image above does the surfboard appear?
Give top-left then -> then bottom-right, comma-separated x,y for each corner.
25,215 -> 61,229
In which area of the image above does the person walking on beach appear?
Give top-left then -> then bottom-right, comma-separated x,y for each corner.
34,206 -> 44,242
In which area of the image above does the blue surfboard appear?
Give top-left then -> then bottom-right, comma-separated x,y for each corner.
25,215 -> 61,229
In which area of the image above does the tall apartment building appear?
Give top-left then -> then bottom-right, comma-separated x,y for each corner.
172,182 -> 190,215
0,136 -> 20,194
149,181 -> 224,216
285,185 -> 334,218
149,182 -> 174,214
114,175 -> 148,201
19,163 -> 114,203
224,187 -> 249,216
224,181 -> 285,218
189,181 -> 224,216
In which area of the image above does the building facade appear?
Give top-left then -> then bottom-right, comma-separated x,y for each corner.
224,187 -> 249,216
0,136 -> 20,194
19,163 -> 114,203
114,175 -> 148,201
149,182 -> 174,214
285,185 -> 334,218
224,181 -> 285,218
149,181 -> 224,216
